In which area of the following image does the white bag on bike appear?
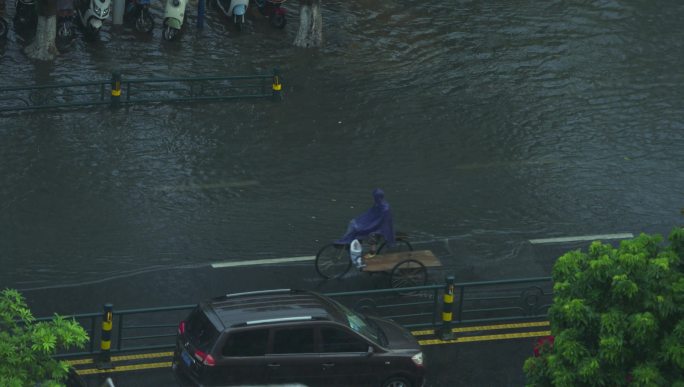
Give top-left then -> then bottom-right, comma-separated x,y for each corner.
349,239 -> 363,268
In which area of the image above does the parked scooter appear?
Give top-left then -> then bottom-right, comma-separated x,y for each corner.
74,0 -> 111,36
124,0 -> 153,33
255,0 -> 286,29
215,0 -> 248,31
13,0 -> 37,33
56,0 -> 76,49
162,0 -> 187,40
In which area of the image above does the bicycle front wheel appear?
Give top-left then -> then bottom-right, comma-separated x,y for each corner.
315,243 -> 352,279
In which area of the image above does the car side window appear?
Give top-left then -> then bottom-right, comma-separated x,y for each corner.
272,327 -> 315,354
321,327 -> 368,353
222,329 -> 269,357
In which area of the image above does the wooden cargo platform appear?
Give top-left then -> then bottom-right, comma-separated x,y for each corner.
363,250 -> 441,272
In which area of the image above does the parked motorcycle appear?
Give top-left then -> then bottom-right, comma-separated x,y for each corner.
56,0 -> 76,49
162,0 -> 187,40
124,0 -> 153,33
255,0 -> 286,29
215,0 -> 248,31
13,0 -> 37,33
74,0 -> 111,36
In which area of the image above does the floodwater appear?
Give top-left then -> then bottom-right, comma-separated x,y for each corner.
1,1 -> 683,290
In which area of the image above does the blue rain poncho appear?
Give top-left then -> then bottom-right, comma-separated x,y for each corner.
336,188 -> 395,246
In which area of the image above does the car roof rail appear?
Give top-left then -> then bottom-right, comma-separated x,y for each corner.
224,289 -> 295,298
244,315 -> 314,326
230,315 -> 329,328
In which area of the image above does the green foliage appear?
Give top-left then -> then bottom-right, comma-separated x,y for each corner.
631,363 -> 665,386
0,289 -> 89,387
524,228 -> 684,386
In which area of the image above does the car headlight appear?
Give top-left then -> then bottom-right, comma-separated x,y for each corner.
411,352 -> 423,367
102,6 -> 110,17
94,4 -> 102,16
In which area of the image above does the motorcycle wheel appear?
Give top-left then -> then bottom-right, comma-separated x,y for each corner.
269,13 -> 286,29
135,11 -> 154,33
163,25 -> 178,41
57,23 -> 73,39
234,15 -> 243,32
0,18 -> 8,39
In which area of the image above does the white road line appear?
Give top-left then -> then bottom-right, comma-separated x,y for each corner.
211,256 -> 316,269
529,233 -> 634,245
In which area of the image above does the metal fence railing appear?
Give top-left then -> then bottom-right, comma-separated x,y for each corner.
38,276 -> 552,359
0,69 -> 283,114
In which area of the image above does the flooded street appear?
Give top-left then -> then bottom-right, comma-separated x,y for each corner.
1,1 -> 683,291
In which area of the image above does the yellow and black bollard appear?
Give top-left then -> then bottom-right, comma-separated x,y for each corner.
110,71 -> 122,108
97,303 -> 114,370
438,275 -> 456,340
272,68 -> 282,101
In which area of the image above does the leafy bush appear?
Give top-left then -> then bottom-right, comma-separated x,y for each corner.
0,289 -> 89,387
524,228 -> 684,386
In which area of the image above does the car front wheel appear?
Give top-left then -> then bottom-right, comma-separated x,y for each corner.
382,376 -> 412,387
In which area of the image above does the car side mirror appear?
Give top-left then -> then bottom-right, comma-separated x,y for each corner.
366,346 -> 374,357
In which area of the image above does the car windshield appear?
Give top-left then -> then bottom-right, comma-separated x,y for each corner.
331,300 -> 383,345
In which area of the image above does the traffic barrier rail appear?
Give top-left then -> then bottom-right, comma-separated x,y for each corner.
36,276 -> 553,360
0,69 -> 282,114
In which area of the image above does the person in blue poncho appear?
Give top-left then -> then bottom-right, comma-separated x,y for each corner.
336,188 -> 395,263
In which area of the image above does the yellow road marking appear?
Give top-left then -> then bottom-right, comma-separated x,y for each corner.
418,330 -> 551,346
76,361 -> 172,375
112,351 -> 174,361
71,329 -> 552,375
69,323 -> 553,374
411,320 -> 550,336
67,351 -> 174,366
67,358 -> 93,366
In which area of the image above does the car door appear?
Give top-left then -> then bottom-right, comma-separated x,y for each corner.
265,326 -> 321,386
216,328 -> 270,385
317,326 -> 377,387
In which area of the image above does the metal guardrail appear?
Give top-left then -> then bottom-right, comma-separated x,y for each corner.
40,276 -> 552,359
0,69 -> 283,113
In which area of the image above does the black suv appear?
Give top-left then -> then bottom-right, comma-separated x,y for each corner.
172,289 -> 425,387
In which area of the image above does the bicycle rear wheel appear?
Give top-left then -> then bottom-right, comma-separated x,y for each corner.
315,243 -> 352,279
390,259 -> 427,294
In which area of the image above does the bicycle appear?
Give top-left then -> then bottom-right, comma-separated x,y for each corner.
314,232 -> 440,291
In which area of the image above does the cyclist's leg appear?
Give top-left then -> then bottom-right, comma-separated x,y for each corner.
365,233 -> 383,258
369,233 -> 378,255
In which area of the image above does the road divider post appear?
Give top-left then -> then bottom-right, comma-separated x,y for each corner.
438,275 -> 456,340
97,303 -> 115,370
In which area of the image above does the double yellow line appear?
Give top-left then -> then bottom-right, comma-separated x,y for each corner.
68,352 -> 173,375
413,320 -> 551,346
68,321 -> 551,375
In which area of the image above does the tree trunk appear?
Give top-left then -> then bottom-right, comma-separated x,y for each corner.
24,0 -> 58,60
293,0 -> 322,48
